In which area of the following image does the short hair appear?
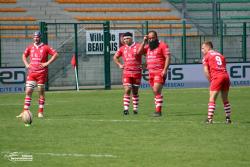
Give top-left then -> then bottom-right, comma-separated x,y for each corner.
203,41 -> 213,49
33,31 -> 42,38
123,32 -> 133,37
148,30 -> 158,38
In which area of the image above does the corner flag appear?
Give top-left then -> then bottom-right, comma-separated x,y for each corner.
71,54 -> 76,67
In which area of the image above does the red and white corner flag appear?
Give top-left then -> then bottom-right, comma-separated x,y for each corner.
71,54 -> 76,68
71,54 -> 79,91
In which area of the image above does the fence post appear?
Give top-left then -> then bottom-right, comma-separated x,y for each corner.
103,21 -> 111,90
0,26 -> 1,67
144,21 -> 148,35
242,22 -> 247,62
40,22 -> 48,44
39,22 -> 49,90
212,0 -> 218,35
74,23 -> 79,90
219,20 -> 223,54
182,19 -> 187,64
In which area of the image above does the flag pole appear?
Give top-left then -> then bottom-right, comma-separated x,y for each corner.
74,66 -> 79,91
71,54 -> 79,91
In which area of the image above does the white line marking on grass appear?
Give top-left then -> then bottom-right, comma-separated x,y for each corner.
45,118 -> 198,123
45,118 -> 162,123
35,152 -> 117,158
207,121 -> 233,124
44,118 -> 238,125
2,151 -> 117,160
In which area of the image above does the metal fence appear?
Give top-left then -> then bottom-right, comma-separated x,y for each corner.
0,21 -> 249,90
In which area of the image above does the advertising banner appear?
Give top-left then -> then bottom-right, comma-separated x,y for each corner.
86,30 -> 134,54
140,63 -> 250,89
0,67 -> 26,93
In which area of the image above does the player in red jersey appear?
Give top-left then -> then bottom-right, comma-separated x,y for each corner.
113,32 -> 143,115
16,31 -> 58,118
138,30 -> 171,117
202,41 -> 232,124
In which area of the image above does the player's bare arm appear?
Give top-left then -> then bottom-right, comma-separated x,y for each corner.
113,53 -> 124,69
203,65 -> 210,81
137,35 -> 148,55
22,54 -> 30,68
162,56 -> 171,77
40,53 -> 58,68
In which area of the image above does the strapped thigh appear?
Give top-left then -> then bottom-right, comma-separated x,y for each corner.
26,81 -> 36,90
123,83 -> 132,88
37,84 -> 45,89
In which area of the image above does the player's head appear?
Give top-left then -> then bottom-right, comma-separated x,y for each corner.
33,31 -> 42,44
123,32 -> 133,46
202,41 -> 213,55
147,30 -> 159,50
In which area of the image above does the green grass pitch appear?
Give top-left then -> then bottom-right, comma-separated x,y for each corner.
0,87 -> 250,167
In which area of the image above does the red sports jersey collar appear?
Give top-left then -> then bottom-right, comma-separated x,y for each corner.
126,42 -> 136,48
33,42 -> 44,49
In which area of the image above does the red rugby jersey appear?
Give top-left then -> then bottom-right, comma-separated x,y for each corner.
24,43 -> 57,73
202,50 -> 228,80
144,41 -> 170,73
115,42 -> 142,75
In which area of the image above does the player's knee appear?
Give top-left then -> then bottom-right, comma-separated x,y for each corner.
25,89 -> 33,96
152,86 -> 160,94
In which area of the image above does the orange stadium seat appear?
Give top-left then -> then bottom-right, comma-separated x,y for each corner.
0,0 -> 16,3
0,25 -> 39,30
83,24 -> 192,30
75,16 -> 182,21
0,34 -> 55,39
64,8 -> 171,12
0,35 -> 32,39
56,0 -> 161,4
0,8 -> 26,12
0,17 -> 37,21
135,32 -> 198,37
147,24 -> 192,29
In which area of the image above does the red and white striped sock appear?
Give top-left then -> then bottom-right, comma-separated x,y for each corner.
123,95 -> 130,111
38,98 -> 45,113
155,94 -> 163,112
24,96 -> 31,110
224,101 -> 231,118
132,95 -> 139,111
208,101 -> 215,120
